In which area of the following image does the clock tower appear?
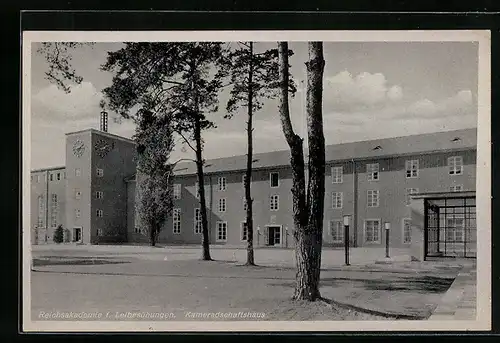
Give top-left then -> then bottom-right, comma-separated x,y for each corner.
65,126 -> 137,244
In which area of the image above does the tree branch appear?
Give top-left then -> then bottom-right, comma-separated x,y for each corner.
174,129 -> 197,153
170,158 -> 197,166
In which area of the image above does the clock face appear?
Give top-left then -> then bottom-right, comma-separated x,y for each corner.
72,140 -> 85,158
94,139 -> 114,158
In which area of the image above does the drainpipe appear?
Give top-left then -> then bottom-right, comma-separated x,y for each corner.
45,170 -> 49,240
352,159 -> 358,247
209,175 -> 213,243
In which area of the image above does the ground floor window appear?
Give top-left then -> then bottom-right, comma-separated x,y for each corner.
241,222 -> 248,241
217,221 -> 227,242
446,218 -> 464,242
365,219 -> 381,243
402,218 -> 412,244
329,220 -> 343,243
194,208 -> 202,234
173,208 -> 181,234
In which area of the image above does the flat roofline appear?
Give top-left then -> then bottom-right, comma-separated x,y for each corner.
411,191 -> 476,199
31,166 -> 66,173
66,128 -> 136,144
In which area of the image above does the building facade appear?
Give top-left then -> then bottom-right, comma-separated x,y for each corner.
31,127 -> 477,249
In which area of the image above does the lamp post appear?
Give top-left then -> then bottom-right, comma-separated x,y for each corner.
285,227 -> 288,248
343,215 -> 351,266
384,222 -> 391,258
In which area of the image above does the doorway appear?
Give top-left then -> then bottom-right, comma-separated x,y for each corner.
74,227 -> 82,243
267,226 -> 281,246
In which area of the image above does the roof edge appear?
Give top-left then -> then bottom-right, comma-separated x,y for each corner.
31,166 -> 66,173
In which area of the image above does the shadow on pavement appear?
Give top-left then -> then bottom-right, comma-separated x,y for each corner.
33,258 -> 131,267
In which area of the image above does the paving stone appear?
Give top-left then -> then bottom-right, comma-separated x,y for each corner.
429,266 -> 477,321
454,309 -> 476,320
429,314 -> 455,321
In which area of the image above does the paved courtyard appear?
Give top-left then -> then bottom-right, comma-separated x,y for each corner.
29,244 -> 476,321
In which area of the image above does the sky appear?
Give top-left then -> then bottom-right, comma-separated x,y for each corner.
30,41 -> 478,170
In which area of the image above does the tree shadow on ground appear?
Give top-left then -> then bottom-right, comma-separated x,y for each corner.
269,275 -> 455,294
33,258 -> 131,267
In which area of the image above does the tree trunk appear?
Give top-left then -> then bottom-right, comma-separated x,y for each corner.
149,221 -> 156,247
278,41 -> 325,301
195,115 -> 212,261
295,42 -> 326,300
245,41 -> 255,266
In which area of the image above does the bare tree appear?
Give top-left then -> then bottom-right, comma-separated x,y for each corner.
222,42 -> 295,265
278,42 -> 326,301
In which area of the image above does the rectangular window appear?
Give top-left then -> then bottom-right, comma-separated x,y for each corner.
134,227 -> 141,234
64,172 -> 66,179
36,175 -> 40,183
194,208 -> 202,234
331,166 -> 343,183
450,185 -> 463,192
195,182 -> 200,199
241,222 -> 248,241
96,191 -> 104,199
405,160 -> 419,178
332,192 -> 343,209
31,175 -> 33,182
37,195 -> 44,227
173,208 -> 181,234
367,163 -> 379,181
367,190 -> 379,208
243,197 -> 247,212
216,221 -> 227,242
242,174 -> 251,188
270,172 -> 279,188
57,172 -> 61,181
405,188 -> 419,206
403,218 -> 412,244
75,189 -> 82,200
218,198 -> 227,213
96,209 -> 103,218
49,174 -> 54,181
75,209 -> 81,219
329,220 -> 344,243
218,177 -> 226,191
173,184 -> 181,200
50,194 -> 58,227
270,194 -> 279,211
446,218 -> 464,242
365,219 -> 381,243
96,168 -> 104,177
75,168 -> 81,177
448,156 -> 463,175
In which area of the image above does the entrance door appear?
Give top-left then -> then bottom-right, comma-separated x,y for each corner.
267,226 -> 281,246
74,228 -> 82,243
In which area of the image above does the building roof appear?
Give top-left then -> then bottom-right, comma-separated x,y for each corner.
172,128 -> 477,176
66,128 -> 136,145
30,166 -> 66,173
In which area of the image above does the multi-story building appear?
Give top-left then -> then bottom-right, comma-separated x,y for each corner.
30,166 -> 66,244
30,122 -> 477,250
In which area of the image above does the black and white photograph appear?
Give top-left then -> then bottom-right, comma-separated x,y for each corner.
22,30 -> 491,332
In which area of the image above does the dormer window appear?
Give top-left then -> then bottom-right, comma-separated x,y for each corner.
373,145 -> 382,151
451,137 -> 461,142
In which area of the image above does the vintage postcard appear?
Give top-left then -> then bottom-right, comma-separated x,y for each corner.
22,30 -> 491,332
